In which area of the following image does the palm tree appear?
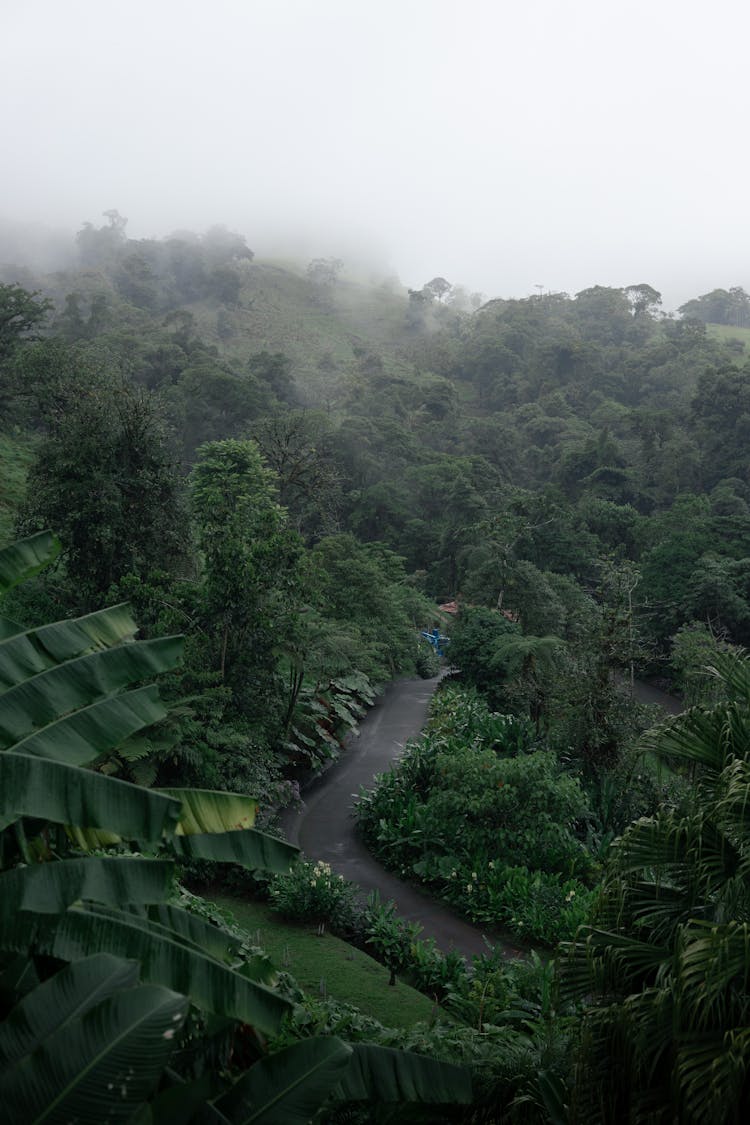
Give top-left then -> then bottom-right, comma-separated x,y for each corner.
560,649 -> 750,1123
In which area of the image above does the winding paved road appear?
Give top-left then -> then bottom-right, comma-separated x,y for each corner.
281,675 -> 522,959
280,673 -> 683,960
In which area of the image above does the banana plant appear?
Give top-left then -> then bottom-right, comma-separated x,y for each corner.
0,532 -> 294,1037
0,533 -> 472,1122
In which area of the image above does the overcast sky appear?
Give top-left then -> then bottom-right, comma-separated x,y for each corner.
3,0 -> 749,308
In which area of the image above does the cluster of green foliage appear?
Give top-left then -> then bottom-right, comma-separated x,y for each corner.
354,642 -> 750,1121
7,227 -> 750,683
269,858 -> 358,933
0,534 -> 472,1124
0,270 -> 442,817
560,650 -> 750,1123
357,686 -> 596,943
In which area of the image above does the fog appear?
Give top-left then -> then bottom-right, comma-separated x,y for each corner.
3,0 -> 750,308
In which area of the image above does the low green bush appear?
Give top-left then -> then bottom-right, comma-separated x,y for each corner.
269,858 -> 358,933
362,894 -> 424,986
415,640 -> 441,678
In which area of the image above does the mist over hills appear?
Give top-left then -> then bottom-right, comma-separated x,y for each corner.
4,194 -> 750,1125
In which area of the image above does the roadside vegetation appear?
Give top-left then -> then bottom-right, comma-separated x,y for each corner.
357,685 -> 596,945
4,218 -> 750,1119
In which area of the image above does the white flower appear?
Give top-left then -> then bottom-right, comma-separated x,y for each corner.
466,884 -> 473,893
565,889 -> 576,902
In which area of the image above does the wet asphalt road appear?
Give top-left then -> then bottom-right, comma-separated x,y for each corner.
631,678 -> 683,715
280,675 -> 523,959
279,673 -> 683,961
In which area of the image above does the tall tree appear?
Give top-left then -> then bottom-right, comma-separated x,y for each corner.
190,439 -> 303,719
19,378 -> 185,606
0,282 -> 51,364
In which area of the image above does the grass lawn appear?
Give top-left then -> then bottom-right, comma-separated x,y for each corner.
208,893 -> 439,1030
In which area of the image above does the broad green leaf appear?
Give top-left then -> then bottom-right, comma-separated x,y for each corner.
0,617 -> 24,641
0,532 -> 59,595
537,1069 -> 570,1125
66,826 -> 123,850
147,1074 -> 220,1125
157,789 -> 258,834
215,1035 -> 352,1124
0,636 -> 183,749
0,953 -> 138,1066
143,904 -> 244,965
29,603 -> 138,660
170,829 -> 298,875
81,903 -> 245,969
0,858 -> 173,914
129,904 -> 276,983
11,686 -> 167,766
334,1044 -> 472,1104
0,982 -> 187,1125
0,604 -> 139,692
0,752 -> 182,841
0,905 -> 289,1035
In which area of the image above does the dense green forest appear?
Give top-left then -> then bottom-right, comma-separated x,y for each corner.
3,213 -> 750,1121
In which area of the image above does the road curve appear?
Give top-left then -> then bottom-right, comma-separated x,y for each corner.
631,678 -> 683,715
280,674 -> 682,961
281,675 -> 523,960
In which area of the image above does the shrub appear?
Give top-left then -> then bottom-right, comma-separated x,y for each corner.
362,894 -> 423,986
415,640 -> 441,678
269,858 -> 358,933
357,684 -> 595,945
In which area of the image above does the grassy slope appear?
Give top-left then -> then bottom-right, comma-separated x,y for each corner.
706,322 -> 750,359
191,259 -> 418,403
210,893 -> 438,1029
25,255 -> 424,415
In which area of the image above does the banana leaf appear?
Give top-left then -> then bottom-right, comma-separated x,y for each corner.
11,687 -> 167,766
0,858 -> 173,914
0,636 -> 183,749
28,603 -> 139,660
0,604 -> 139,691
0,751 -> 182,841
139,905 -> 275,984
214,1035 -> 352,1124
0,981 -> 187,1125
157,789 -> 258,834
170,829 -> 298,875
0,904 -> 289,1035
0,532 -> 59,595
334,1043 -> 472,1104
0,953 -> 138,1066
